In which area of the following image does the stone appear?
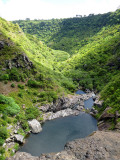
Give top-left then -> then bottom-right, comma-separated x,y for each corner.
90,108 -> 98,114
43,109 -> 80,121
94,99 -> 103,108
14,134 -> 24,144
28,119 -> 42,133
99,107 -> 115,120
14,129 -> 18,134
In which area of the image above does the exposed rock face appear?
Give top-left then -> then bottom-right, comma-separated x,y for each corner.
94,99 -> 103,108
7,152 -> 39,160
99,107 -> 114,120
28,119 -> 42,133
8,131 -> 120,160
14,134 -> 24,144
5,53 -> 33,70
41,92 -> 96,121
43,108 -> 80,121
40,92 -> 95,113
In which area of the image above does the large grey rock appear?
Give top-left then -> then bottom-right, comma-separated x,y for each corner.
28,119 -> 42,133
14,134 -> 24,144
94,98 -> 103,107
43,109 -> 79,121
99,107 -> 114,120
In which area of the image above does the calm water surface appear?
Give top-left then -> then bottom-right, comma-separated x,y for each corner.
20,113 -> 97,156
20,90 -> 97,156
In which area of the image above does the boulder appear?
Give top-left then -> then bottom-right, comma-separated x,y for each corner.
94,99 -> 103,107
28,119 -> 42,133
14,134 -> 24,144
99,107 -> 114,120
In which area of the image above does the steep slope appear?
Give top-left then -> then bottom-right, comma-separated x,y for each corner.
57,16 -> 120,123
13,9 -> 120,54
0,17 -> 76,159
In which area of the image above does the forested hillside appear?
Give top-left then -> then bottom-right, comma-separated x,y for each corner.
14,9 -> 120,54
13,9 -> 120,120
0,9 -> 120,159
0,17 -> 75,159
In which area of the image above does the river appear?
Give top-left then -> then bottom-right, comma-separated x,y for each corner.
19,90 -> 97,156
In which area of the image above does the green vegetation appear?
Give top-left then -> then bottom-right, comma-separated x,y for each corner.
0,9 -> 120,159
13,9 -> 120,55
0,94 -> 20,116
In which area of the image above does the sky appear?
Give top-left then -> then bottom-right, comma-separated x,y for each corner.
0,0 -> 120,21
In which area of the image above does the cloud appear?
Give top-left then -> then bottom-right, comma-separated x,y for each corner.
0,0 -> 119,21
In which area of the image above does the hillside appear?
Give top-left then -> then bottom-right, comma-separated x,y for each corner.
0,9 -> 120,160
13,9 -> 120,123
14,9 -> 120,54
0,17 -> 76,159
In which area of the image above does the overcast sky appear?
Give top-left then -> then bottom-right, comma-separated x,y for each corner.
0,0 -> 120,21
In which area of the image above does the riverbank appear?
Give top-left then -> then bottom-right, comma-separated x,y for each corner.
8,131 -> 120,160
7,91 -> 120,160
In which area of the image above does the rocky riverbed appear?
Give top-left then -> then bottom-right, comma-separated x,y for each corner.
8,131 -> 120,160
41,92 -> 100,121
8,91 -> 117,160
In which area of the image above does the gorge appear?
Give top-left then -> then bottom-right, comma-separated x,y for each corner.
0,8 -> 120,160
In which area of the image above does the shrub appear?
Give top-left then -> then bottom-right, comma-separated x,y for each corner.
0,94 -> 20,116
1,74 -> 9,80
14,143 -> 19,151
18,84 -> 24,89
9,68 -> 20,81
25,107 -> 39,120
0,127 -> 8,140
0,155 -> 5,160
21,120 -> 29,130
27,80 -> 41,88
11,83 -> 15,88
18,93 -> 23,98
0,147 -> 5,154
0,138 -> 5,146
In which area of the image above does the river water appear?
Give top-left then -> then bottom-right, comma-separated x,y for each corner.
20,90 -> 97,156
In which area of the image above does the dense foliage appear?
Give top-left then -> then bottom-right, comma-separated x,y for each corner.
0,9 -> 120,159
13,9 -> 120,55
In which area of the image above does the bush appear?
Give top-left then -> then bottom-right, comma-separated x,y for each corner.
1,74 -> 9,80
0,138 -> 5,146
11,83 -> 15,88
21,120 -> 29,130
9,68 -> 20,81
18,93 -> 23,98
18,84 -> 24,89
0,155 -> 5,160
25,107 -> 39,120
14,143 -> 19,151
0,94 -> 20,116
0,127 -> 8,140
38,91 -> 58,103
27,80 -> 41,88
